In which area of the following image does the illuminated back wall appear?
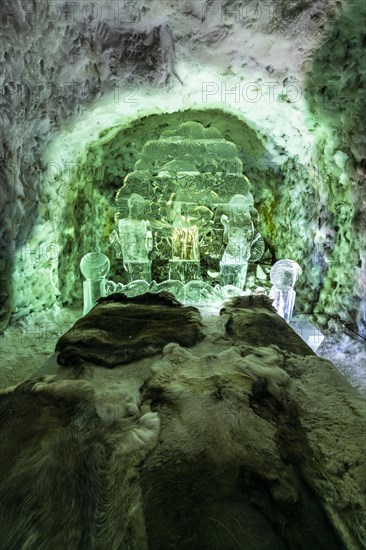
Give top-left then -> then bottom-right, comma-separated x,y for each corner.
1,0 -> 365,335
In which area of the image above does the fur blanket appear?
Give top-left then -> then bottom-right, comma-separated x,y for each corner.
0,375 -> 160,550
1,296 -> 364,549
140,343 -> 365,550
56,292 -> 204,368
220,295 -> 316,356
1,343 -> 364,550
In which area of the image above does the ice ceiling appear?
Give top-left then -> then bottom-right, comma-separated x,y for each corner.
0,0 -> 365,335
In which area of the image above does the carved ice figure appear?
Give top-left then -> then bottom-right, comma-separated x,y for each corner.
269,259 -> 302,322
80,252 -> 110,314
111,193 -> 153,283
220,194 -> 264,289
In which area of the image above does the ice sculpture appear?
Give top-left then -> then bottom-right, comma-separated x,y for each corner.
220,194 -> 265,289
110,122 -> 267,286
80,252 -> 110,314
168,201 -> 201,283
110,193 -> 153,283
269,259 -> 302,322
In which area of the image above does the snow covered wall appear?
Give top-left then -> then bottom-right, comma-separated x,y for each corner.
0,0 -> 365,334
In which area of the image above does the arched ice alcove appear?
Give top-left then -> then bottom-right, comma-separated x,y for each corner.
1,0 -> 365,391
8,79 -> 362,333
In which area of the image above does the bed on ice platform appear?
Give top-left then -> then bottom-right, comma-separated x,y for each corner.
0,293 -> 365,550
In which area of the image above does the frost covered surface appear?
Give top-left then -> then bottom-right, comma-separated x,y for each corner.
317,332 -> 366,396
0,0 -> 365,339
0,306 -> 81,390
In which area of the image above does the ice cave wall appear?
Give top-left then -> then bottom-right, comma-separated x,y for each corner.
0,0 -> 365,333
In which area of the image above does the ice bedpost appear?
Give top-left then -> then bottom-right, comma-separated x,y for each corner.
269,259 -> 302,322
219,194 -> 264,289
111,193 -> 153,283
80,252 -> 110,315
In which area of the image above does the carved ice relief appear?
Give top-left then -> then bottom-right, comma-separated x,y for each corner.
110,121 -> 266,287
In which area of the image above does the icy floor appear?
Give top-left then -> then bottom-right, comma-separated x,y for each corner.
317,332 -> 366,396
0,306 -> 81,391
0,306 -> 365,395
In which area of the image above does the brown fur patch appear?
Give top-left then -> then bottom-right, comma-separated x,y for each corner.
56,293 -> 204,368
2,302 -> 364,549
97,291 -> 182,308
0,375 -> 160,550
139,344 -> 364,550
0,342 -> 364,549
221,301 -> 315,356
224,294 -> 277,312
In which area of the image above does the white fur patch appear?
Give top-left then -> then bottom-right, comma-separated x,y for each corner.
129,412 -> 160,448
241,354 -> 290,389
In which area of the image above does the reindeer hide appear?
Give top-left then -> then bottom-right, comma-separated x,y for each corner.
1,296 -> 364,550
220,295 -> 316,356
55,292 -> 204,368
0,375 -> 160,550
140,343 -> 365,550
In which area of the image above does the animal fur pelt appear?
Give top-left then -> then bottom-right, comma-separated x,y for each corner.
97,291 -> 182,307
0,375 -> 160,550
56,292 -> 204,368
140,343 -> 366,550
221,295 -> 315,356
225,293 -> 278,311
1,342 -> 365,549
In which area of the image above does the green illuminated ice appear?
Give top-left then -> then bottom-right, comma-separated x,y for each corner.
110,193 -> 153,282
220,194 -> 265,288
111,121 -> 264,286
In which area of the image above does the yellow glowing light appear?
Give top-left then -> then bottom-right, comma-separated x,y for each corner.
172,226 -> 199,260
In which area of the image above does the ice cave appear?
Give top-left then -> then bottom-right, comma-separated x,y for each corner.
0,1 -> 365,548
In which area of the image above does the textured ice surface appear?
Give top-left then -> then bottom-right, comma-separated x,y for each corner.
80,252 -> 110,280
270,259 -> 302,289
111,193 -> 153,283
102,278 -> 246,308
110,121 -> 266,287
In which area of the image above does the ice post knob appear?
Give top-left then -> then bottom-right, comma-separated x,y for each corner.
80,252 -> 110,314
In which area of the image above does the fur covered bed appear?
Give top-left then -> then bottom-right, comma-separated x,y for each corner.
0,294 -> 364,550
